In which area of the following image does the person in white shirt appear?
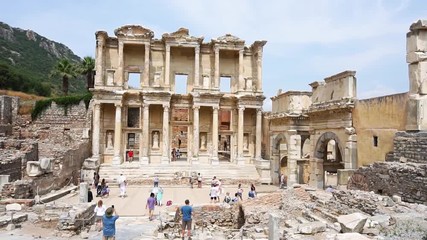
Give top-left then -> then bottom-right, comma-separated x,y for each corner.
118,173 -> 127,198
210,186 -> 218,203
94,200 -> 106,231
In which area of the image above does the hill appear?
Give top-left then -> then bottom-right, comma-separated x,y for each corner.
0,21 -> 86,96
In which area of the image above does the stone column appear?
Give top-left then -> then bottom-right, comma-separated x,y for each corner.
214,47 -> 220,89
287,132 -> 301,187
211,106 -> 219,165
344,133 -> 357,169
94,37 -> 105,86
194,45 -> 200,88
112,103 -> 122,165
406,20 -> 427,130
140,104 -> 150,165
92,103 -> 101,159
309,158 -> 324,189
192,106 -> 200,163
238,49 -> 244,91
255,108 -> 262,161
143,44 -> 150,87
237,106 -> 245,165
256,49 -> 262,92
165,44 -> 170,87
79,182 -> 88,203
117,42 -> 124,87
161,104 -> 170,164
269,213 -> 281,240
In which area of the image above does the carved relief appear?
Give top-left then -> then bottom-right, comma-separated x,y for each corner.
152,131 -> 160,149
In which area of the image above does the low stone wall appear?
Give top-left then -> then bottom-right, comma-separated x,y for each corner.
386,131 -> 427,164
0,180 -> 35,199
57,203 -> 95,232
0,158 -> 22,181
348,162 -> 427,204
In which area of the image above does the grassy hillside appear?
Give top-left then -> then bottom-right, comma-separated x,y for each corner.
0,21 -> 86,96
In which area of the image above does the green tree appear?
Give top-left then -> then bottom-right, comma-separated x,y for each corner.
50,59 -> 77,95
79,56 -> 95,90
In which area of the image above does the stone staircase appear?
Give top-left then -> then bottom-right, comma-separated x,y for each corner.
98,162 -> 261,185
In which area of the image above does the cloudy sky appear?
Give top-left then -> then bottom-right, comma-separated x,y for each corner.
2,0 -> 426,110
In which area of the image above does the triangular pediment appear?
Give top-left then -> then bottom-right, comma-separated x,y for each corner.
213,34 -> 245,44
114,25 -> 154,39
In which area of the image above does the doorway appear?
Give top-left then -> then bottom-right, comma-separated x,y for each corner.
218,134 -> 231,161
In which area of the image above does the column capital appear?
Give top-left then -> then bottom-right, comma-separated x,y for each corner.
214,46 -> 220,54
238,106 -> 245,111
195,45 -> 200,52
193,105 -> 200,110
114,103 -> 122,108
118,41 -> 124,48
212,106 -> 220,111
163,104 -> 170,111
142,103 -> 150,108
165,44 -> 171,52
239,49 -> 244,55
257,108 -> 263,114
94,102 -> 101,109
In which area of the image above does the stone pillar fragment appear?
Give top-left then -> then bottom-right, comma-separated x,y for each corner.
194,45 -> 200,88
287,133 -> 301,187
143,44 -> 150,87
161,105 -> 170,164
214,47 -> 219,89
237,106 -> 245,165
165,45 -> 170,87
94,35 -> 105,86
79,182 -> 88,203
406,20 -> 427,130
92,103 -> 101,159
268,212 -> 280,240
344,133 -> 357,169
255,108 -> 262,160
309,158 -> 324,189
112,104 -> 122,165
238,50 -> 244,91
211,106 -> 219,165
256,49 -> 262,92
117,42 -> 124,87
140,104 -> 150,165
192,106 -> 200,163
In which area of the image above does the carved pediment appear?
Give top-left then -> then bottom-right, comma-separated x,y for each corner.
213,34 -> 245,45
162,27 -> 204,44
114,25 -> 154,39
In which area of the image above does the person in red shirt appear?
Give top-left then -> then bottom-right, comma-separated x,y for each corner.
128,150 -> 134,162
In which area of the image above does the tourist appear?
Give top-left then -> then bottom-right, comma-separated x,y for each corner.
248,189 -> 256,199
94,200 -> 106,231
93,172 -> 100,188
211,176 -> 218,187
280,174 -> 287,188
154,175 -> 159,187
180,199 -> 193,240
157,187 -> 164,206
223,192 -> 232,204
325,185 -> 335,193
146,193 -> 156,221
236,184 -> 244,200
176,149 -> 181,159
171,148 -> 177,161
210,185 -> 218,203
102,206 -> 119,240
88,189 -> 93,202
118,173 -> 127,198
101,185 -> 110,198
197,173 -> 202,188
127,150 -> 134,162
231,193 -> 239,204
218,179 -> 223,196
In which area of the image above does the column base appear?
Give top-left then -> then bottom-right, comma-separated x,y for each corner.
161,156 -> 169,164
112,156 -> 122,166
236,157 -> 246,165
210,157 -> 219,165
140,157 -> 149,165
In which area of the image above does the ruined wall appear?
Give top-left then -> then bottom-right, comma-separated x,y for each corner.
353,93 -> 408,166
386,131 -> 427,163
0,158 -> 22,181
170,47 -> 195,92
271,92 -> 311,113
349,162 -> 427,204
310,71 -> 356,104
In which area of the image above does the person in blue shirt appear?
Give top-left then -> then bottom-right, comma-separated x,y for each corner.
180,199 -> 193,240
102,206 -> 119,240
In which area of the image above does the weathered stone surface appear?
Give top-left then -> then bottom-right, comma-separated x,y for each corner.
297,221 -> 326,234
337,212 -> 368,233
5,203 -> 21,211
335,232 -> 370,240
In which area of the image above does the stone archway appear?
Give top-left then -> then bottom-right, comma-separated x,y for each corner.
271,133 -> 287,185
313,132 -> 345,188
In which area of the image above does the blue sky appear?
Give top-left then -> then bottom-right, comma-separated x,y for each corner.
2,0 -> 426,110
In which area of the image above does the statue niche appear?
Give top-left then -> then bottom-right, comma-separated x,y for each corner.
106,130 -> 114,150
152,131 -> 160,149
